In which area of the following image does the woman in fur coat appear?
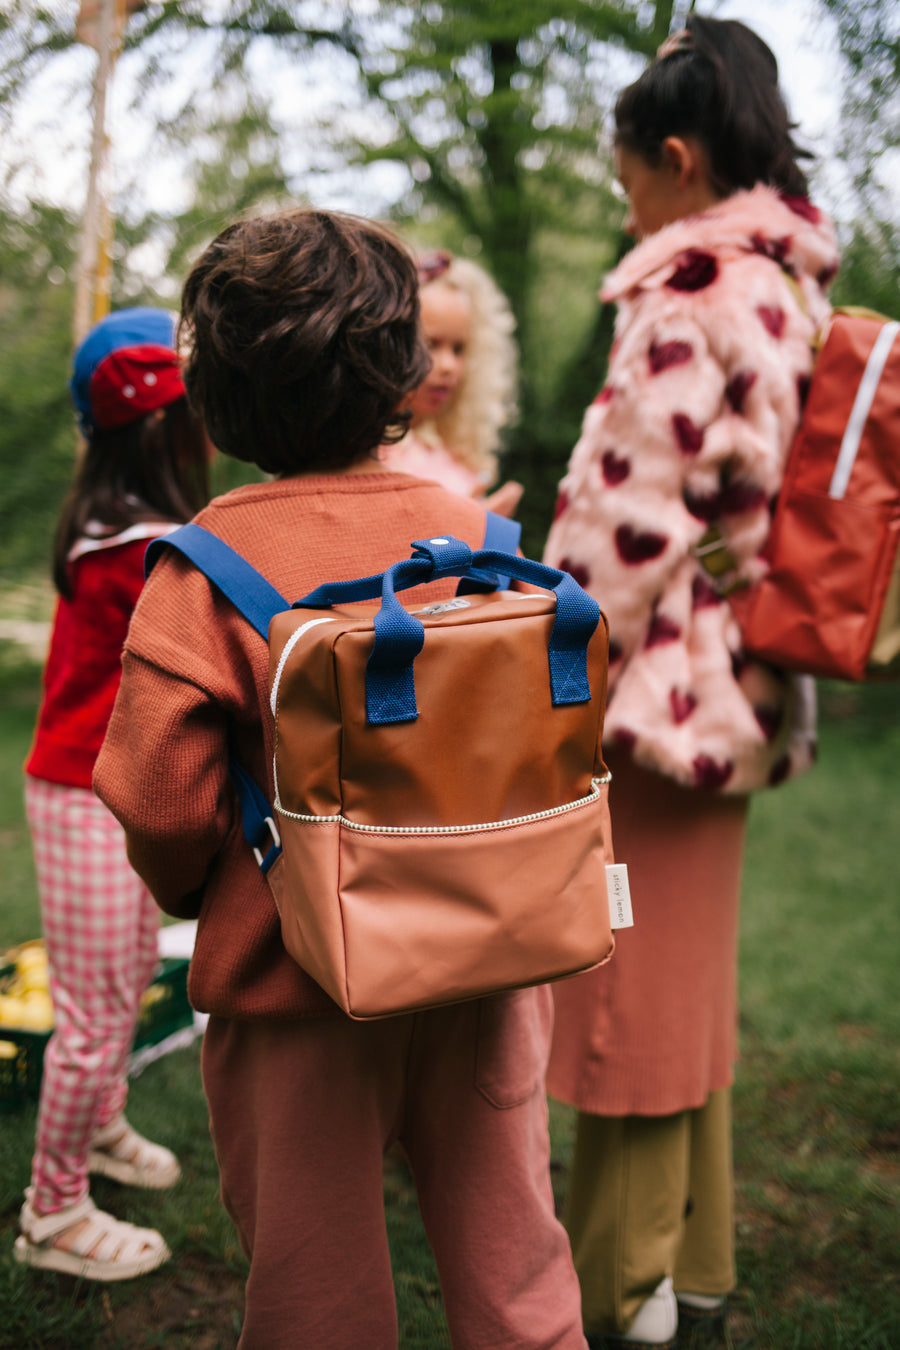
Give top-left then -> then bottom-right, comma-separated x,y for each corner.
543,17 -> 839,1349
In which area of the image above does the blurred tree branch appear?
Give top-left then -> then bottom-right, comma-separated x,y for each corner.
819,0 -> 900,207
5,1 -> 897,557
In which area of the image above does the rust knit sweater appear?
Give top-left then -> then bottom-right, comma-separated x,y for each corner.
94,471 -> 489,1020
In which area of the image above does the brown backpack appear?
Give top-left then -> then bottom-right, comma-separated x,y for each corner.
148,525 -> 616,1019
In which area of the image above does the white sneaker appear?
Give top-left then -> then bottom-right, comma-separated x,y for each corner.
622,1276 -> 678,1345
676,1292 -> 725,1312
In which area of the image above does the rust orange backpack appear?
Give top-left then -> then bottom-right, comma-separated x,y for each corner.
147,519 -> 615,1020
703,311 -> 900,681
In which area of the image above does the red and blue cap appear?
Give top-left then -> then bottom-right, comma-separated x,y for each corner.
70,307 -> 186,434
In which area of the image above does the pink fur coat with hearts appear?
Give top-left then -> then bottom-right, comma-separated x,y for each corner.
544,185 -> 839,793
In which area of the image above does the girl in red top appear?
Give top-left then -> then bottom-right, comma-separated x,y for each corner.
17,308 -> 209,1281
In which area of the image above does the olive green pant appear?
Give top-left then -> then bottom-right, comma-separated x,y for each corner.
565,1088 -> 735,1336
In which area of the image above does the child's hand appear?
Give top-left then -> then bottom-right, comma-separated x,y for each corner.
483,480 -> 523,518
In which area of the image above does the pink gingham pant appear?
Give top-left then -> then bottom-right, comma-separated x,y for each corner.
24,777 -> 160,1214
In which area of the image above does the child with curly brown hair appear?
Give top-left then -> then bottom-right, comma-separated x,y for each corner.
94,210 -> 588,1349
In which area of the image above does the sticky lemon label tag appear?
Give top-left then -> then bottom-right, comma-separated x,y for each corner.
606,864 -> 634,929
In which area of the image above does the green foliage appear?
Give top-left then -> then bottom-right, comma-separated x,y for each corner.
0,72 -> 283,574
156,93 -> 295,282
334,0 -> 683,547
0,201 -> 79,578
0,0 -> 683,569
330,2 -> 681,381
0,3 -> 77,114
819,0 -> 900,203
831,217 -> 900,318
340,1 -> 669,326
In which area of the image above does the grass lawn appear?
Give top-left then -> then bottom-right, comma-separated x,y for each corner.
0,640 -> 897,1348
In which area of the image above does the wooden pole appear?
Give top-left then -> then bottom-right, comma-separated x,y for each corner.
73,0 -> 128,346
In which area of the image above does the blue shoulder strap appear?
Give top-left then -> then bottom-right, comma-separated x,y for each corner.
228,760 -> 282,876
145,521 -> 288,641
145,522 -> 288,871
483,509 -> 520,555
457,509 -> 520,594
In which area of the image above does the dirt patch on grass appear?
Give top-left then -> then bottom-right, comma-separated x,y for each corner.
836,1022 -> 874,1044
861,1126 -> 900,1177
95,1257 -> 245,1350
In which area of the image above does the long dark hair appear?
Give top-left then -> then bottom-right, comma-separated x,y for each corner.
52,396 -> 209,598
614,15 -> 811,198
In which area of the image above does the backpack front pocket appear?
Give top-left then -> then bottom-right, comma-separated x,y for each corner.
275,777 -> 615,1019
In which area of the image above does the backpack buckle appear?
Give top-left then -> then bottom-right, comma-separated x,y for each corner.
692,526 -> 748,597
252,815 -> 282,868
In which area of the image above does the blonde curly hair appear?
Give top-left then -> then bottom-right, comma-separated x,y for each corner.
414,252 -> 519,485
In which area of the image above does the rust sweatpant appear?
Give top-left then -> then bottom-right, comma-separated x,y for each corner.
202,986 -> 588,1350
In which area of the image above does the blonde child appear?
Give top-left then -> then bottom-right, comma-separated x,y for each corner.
381,250 -> 523,515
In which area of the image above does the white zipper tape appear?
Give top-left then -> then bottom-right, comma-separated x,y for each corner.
829,320 -> 900,500
270,616 -> 337,805
270,617 -> 336,717
274,774 -> 611,835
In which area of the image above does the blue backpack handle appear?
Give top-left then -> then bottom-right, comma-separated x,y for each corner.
296,535 -> 601,725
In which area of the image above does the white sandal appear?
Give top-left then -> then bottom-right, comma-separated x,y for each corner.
14,1190 -> 170,1281
88,1115 -> 181,1190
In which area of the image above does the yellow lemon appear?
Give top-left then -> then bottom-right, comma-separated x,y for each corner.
0,996 -> 28,1027
16,993 -> 54,1031
13,967 -> 50,996
139,984 -> 167,1010
15,943 -> 48,971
